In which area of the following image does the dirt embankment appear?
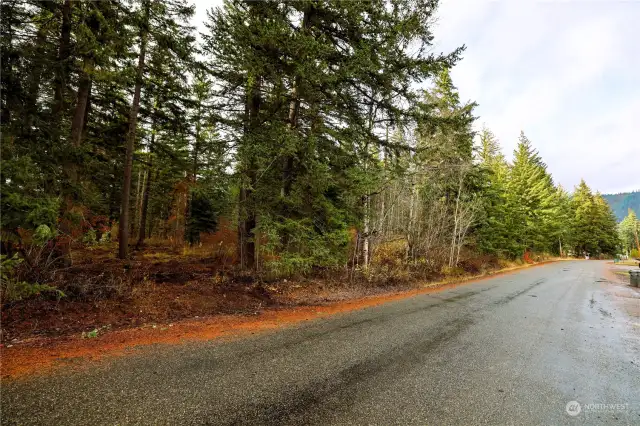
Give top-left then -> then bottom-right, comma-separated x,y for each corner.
1,260 -> 558,380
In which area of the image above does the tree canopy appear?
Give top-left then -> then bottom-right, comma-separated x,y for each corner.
1,0 -> 621,279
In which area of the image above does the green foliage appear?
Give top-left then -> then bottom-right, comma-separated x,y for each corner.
82,229 -> 98,245
474,132 -> 619,258
82,329 -> 99,339
0,155 -> 61,233
0,0 -> 623,278
570,181 -> 620,256
100,231 -> 112,243
260,214 -> 350,277
186,190 -> 219,244
618,209 -> 640,253
33,224 -> 56,246
504,132 -> 557,254
0,255 -> 65,304
475,128 -> 511,256
203,0 -> 464,270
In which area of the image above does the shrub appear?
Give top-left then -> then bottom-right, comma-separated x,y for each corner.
100,231 -> 112,243
441,265 -> 465,277
186,190 -> 219,245
259,214 -> 350,277
373,239 -> 407,267
264,255 -> 313,279
458,254 -> 500,274
0,254 -> 64,304
33,224 -> 56,245
82,229 -> 97,245
9,222 -> 71,285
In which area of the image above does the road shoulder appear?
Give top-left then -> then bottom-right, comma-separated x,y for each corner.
1,260 -> 561,380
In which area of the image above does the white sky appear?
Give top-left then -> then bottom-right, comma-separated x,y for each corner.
192,0 -> 640,194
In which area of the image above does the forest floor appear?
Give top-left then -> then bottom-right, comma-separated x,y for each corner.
2,243 -> 419,343
1,243 -> 565,378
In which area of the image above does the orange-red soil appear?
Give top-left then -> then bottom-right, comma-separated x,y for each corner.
1,261 -> 555,380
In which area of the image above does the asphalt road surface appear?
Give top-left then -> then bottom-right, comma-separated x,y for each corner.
3,261 -> 639,425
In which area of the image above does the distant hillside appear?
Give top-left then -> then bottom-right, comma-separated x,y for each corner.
602,191 -> 640,221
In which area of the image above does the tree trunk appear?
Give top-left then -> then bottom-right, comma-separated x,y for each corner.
70,58 -> 93,149
282,80 -> 299,198
279,5 -> 314,255
406,180 -> 416,262
279,79 -> 299,250
559,238 -> 563,257
70,0 -> 99,157
378,137 -> 387,237
118,1 -> 149,259
81,80 -> 92,143
147,169 -> 160,238
185,102 -> 202,244
281,7 -> 312,201
137,100 -> 158,247
361,86 -> 377,270
363,194 -> 370,270
132,169 -> 142,237
192,112 -> 201,180
238,185 -> 256,269
137,163 -> 153,246
52,0 -> 74,265
238,73 -> 261,269
23,24 -> 46,137
449,173 -> 463,268
53,0 -> 72,118
137,169 -> 152,245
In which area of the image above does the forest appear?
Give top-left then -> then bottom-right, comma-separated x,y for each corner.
603,191 -> 640,222
0,0 -> 623,337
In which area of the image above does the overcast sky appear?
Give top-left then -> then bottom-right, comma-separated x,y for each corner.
193,0 -> 639,194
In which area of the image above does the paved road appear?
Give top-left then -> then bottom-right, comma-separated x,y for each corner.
3,261 -> 639,425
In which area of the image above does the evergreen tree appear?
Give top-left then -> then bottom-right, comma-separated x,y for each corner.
619,209 -> 640,254
571,180 -> 619,256
552,186 -> 574,256
203,0 -> 463,270
593,193 -> 620,255
118,0 -> 196,258
1,0 -> 624,278
475,128 -> 511,256
506,132 -> 556,254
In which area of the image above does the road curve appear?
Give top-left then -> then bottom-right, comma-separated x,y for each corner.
3,261 -> 639,425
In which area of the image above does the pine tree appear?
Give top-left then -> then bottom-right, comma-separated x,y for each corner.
619,209 -> 640,254
593,194 -> 620,255
506,132 -> 556,254
570,181 -> 619,256
185,69 -> 229,245
552,186 -> 574,256
572,180 -> 597,255
118,0 -> 150,259
203,0 -> 464,270
118,0 -> 196,258
476,128 -> 511,256
2,0 -> 625,279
